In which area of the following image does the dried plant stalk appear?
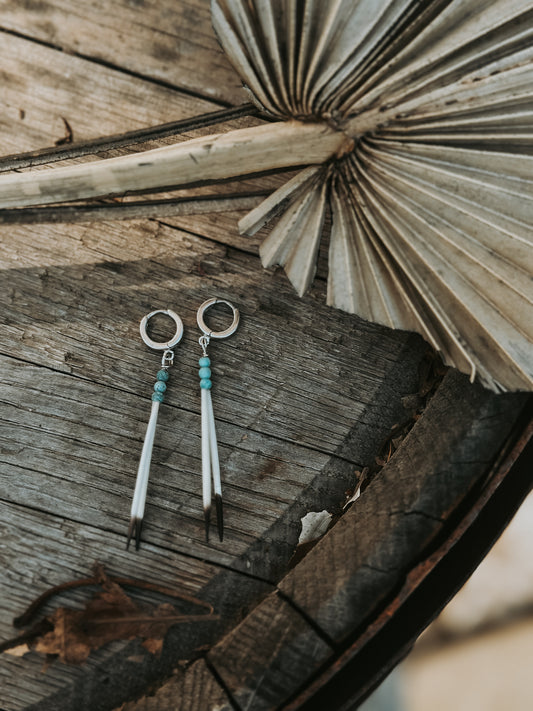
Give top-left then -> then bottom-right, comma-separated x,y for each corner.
0,121 -> 345,208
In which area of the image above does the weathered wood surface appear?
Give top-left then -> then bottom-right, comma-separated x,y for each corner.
121,658 -> 231,711
0,29 -> 216,154
208,592 -> 333,711
0,0 -> 247,105
1,501 -> 273,710
0,3 -> 527,711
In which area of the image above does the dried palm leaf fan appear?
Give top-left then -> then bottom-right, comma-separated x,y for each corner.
0,0 -> 532,392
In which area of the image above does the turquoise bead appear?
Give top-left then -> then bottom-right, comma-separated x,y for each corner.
199,356 -> 211,367
154,381 -> 167,393
152,391 -> 165,403
200,378 -> 212,389
198,366 -> 211,379
156,369 -> 169,381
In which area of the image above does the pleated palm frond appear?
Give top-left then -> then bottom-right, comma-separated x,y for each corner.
0,0 -> 531,391
215,0 -> 533,392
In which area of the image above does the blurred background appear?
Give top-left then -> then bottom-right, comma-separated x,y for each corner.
360,489 -> 533,711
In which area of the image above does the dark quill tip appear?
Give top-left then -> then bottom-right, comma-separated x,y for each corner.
204,506 -> 211,543
215,493 -> 224,542
126,518 -> 143,551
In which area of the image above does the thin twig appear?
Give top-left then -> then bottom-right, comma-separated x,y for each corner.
111,577 -> 214,615
14,578 -> 97,627
0,104 -> 261,172
14,572 -> 215,628
0,193 -> 266,225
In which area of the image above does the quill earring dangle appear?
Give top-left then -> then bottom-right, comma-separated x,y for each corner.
196,298 -> 240,543
127,309 -> 184,551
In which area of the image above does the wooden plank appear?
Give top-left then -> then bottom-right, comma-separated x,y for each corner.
121,658 -> 231,711
0,220 -> 421,459
207,592 -> 333,711
0,30 -> 292,255
0,225 -> 424,575
0,213 -> 424,708
0,354 -> 337,565
0,31 -> 219,156
0,0 -> 247,105
278,370 -> 527,644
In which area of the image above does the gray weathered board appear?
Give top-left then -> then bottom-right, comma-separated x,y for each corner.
0,3 -> 527,711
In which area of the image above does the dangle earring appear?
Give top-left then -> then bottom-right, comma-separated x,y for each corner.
196,297 -> 240,542
127,308 -> 184,551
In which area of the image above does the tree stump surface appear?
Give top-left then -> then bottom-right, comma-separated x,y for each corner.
0,4 -> 530,711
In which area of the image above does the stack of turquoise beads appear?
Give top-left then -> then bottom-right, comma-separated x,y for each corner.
152,368 -> 169,402
198,356 -> 212,390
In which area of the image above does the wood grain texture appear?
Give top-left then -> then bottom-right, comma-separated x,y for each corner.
0,3 -> 523,711
0,192 -> 424,709
0,215 -> 423,571
278,370 -> 527,644
0,351 -> 337,565
0,29 -> 292,256
0,0 -> 247,105
208,592 -> 333,711
120,658 -> 231,711
0,31 -> 219,156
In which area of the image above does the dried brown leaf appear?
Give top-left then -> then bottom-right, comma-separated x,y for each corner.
7,566 -> 218,665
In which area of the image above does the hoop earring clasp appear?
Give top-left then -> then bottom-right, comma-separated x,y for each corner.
196,298 -> 240,340
140,308 -> 184,350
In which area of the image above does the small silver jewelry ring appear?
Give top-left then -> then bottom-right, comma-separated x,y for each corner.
140,309 -> 184,350
197,298 -> 240,339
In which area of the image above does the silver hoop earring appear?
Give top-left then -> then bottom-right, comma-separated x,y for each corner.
196,298 -> 240,542
127,308 -> 184,550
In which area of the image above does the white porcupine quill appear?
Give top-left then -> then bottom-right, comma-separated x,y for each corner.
196,297 -> 240,541
128,310 -> 182,550
128,400 -> 161,550
201,387 -> 223,542
0,0 -> 532,391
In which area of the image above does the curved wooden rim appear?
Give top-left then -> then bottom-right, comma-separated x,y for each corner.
117,371 -> 530,711
285,398 -> 533,711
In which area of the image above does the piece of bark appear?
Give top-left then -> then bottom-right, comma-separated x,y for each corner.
208,592 -> 333,711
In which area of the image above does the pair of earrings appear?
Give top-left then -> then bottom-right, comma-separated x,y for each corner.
127,297 -> 240,551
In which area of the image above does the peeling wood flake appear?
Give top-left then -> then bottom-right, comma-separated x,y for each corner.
298,511 -> 333,545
